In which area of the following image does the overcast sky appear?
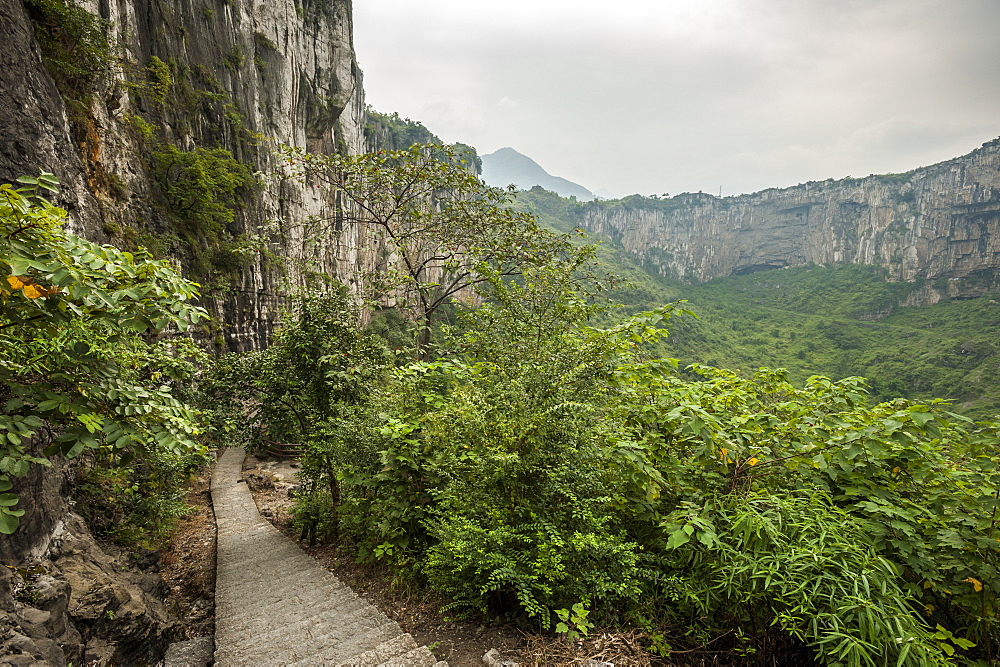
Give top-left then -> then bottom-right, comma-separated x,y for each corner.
353,1 -> 1000,199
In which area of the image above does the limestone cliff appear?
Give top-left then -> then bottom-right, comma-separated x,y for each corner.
0,0 -> 370,661
0,0 -> 369,351
582,139 -> 1000,302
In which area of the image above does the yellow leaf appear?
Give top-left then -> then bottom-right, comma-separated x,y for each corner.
964,577 -> 983,592
923,580 -> 934,589
718,448 -> 728,459
892,467 -> 900,473
7,275 -> 25,289
22,284 -> 45,299
747,457 -> 759,466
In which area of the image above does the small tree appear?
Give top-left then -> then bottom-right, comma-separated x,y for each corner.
279,143 -> 577,352
201,286 -> 390,542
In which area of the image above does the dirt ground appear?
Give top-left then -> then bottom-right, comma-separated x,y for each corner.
158,464 -> 216,640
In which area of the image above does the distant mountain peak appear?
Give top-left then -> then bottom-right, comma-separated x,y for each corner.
481,148 -> 595,201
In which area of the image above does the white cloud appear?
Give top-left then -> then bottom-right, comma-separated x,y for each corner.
354,0 -> 1000,197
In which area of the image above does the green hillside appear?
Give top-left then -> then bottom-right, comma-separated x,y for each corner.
512,187 -> 1000,421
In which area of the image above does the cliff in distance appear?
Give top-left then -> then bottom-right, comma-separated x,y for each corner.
582,139 -> 1000,302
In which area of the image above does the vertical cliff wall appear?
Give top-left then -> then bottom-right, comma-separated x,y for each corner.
583,139 -> 1000,301
0,1 -> 374,660
0,0 -> 372,350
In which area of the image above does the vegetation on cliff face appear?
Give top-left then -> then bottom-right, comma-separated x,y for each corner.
364,109 -> 483,172
22,0 -> 112,103
511,186 -> 1000,422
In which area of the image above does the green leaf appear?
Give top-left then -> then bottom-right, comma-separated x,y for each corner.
666,526 -> 692,549
7,257 -> 32,275
0,510 -> 23,534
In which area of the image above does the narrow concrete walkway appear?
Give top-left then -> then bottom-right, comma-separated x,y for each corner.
212,447 -> 445,666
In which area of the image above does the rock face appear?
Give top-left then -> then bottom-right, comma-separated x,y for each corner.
582,139 -> 1000,301
0,440 -> 182,664
0,0 -> 369,351
0,0 -> 94,215
1,512 -> 184,665
0,0 -> 368,662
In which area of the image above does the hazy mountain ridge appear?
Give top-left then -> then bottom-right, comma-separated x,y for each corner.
481,147 -> 595,200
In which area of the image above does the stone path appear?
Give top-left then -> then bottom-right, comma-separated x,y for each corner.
212,447 -> 445,666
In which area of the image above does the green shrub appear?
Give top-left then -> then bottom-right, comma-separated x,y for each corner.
0,175 -> 207,535
77,446 -> 210,549
23,0 -> 112,99
151,145 -> 252,232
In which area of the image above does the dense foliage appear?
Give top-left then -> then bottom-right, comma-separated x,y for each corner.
212,245 -> 998,663
23,0 -> 112,101
0,175 -> 208,535
664,266 -> 1000,420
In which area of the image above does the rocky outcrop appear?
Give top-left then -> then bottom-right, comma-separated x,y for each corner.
1,436 -> 183,664
1,514 -> 184,665
582,139 -> 1000,301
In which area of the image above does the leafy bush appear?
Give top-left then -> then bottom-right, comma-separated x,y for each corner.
77,444 -> 210,548
0,175 -> 207,533
200,287 -> 391,540
151,144 -> 252,233
612,363 -> 999,660
659,491 -> 948,664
